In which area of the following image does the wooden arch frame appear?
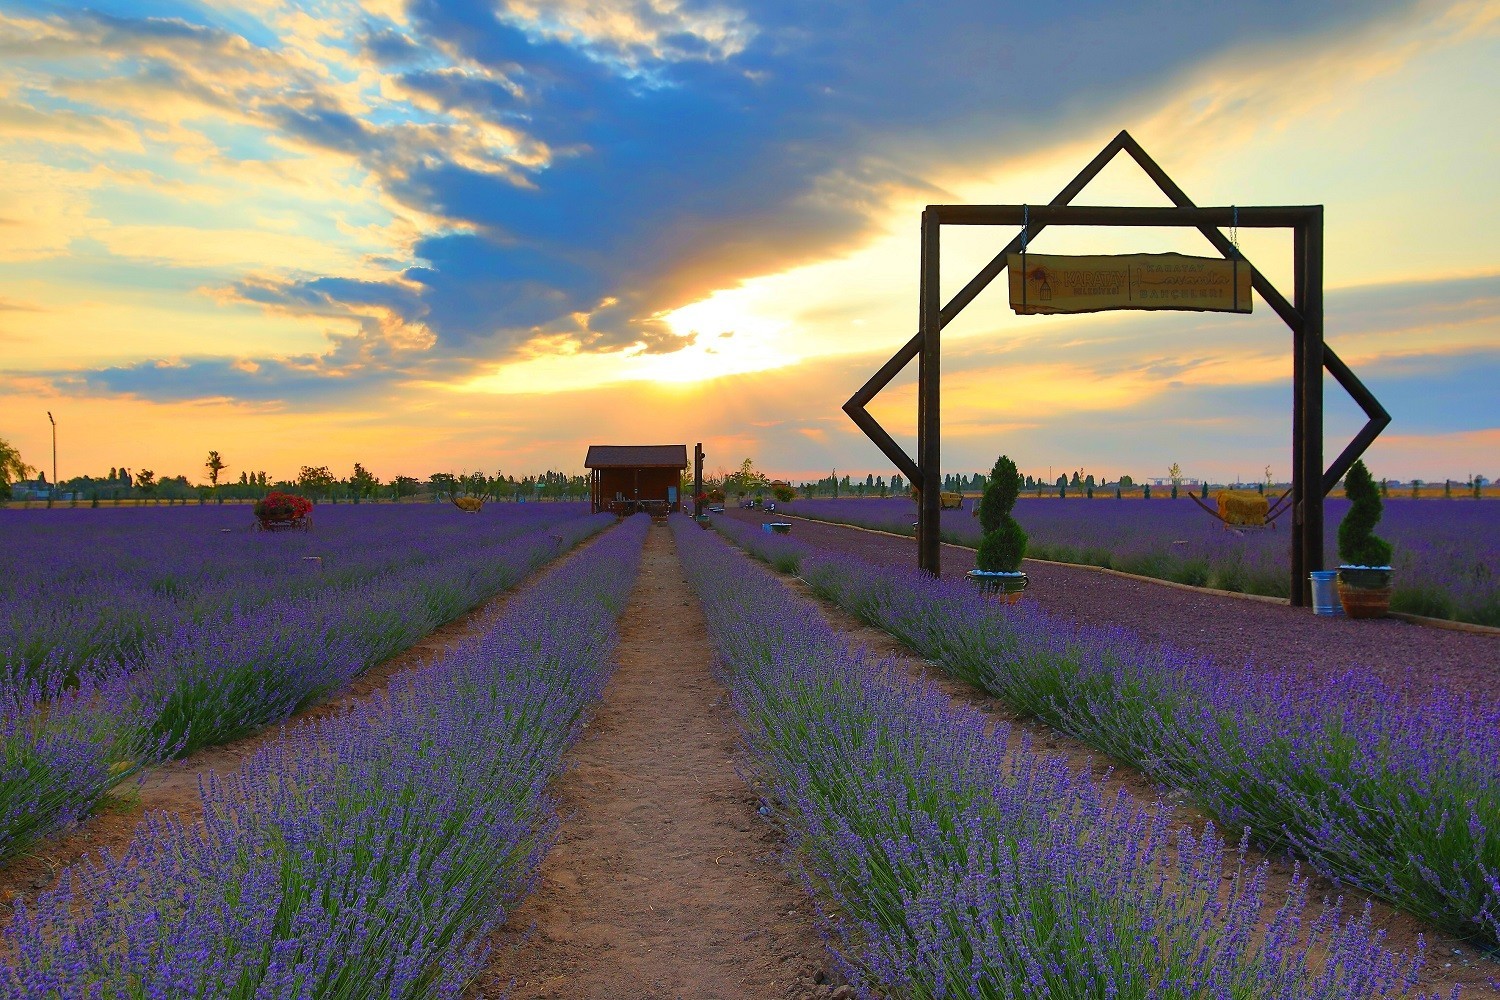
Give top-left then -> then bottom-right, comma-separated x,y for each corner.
843,130 -> 1390,606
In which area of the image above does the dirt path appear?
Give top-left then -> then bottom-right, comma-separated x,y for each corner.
736,509 -> 1498,699
0,531 -> 603,916
473,522 -> 833,1000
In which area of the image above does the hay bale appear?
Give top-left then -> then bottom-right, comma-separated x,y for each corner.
1214,490 -> 1268,526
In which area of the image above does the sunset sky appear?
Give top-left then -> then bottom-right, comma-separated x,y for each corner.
1,0 -> 1495,486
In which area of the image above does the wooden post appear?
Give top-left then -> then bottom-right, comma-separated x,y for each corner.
1301,210 -> 1326,590
1291,224 -> 1308,604
919,208 -> 942,575
693,443 -> 704,517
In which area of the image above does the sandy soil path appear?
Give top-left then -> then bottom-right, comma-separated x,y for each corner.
734,509 -> 1498,699
473,521 -> 834,1000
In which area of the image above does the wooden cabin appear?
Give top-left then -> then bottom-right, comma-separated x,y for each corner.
586,444 -> 689,516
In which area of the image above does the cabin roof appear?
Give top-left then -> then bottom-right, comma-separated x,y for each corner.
584,444 -> 689,469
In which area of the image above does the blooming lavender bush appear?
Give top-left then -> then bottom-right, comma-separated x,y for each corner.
2,516 -> 647,999
715,516 -> 1500,948
775,497 -> 1500,626
0,668 -> 172,866
0,504 -> 610,862
0,503 -> 598,687
673,517 -> 1442,998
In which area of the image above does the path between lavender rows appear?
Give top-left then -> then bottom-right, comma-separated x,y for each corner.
727,509 -> 1499,700
473,521 -> 832,1000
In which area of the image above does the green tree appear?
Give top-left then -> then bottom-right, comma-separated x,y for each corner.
350,462 -> 379,501
205,450 -> 227,489
730,458 -> 768,498
134,469 -> 156,495
297,465 -> 336,500
1119,474 -> 1134,488
1168,462 -> 1182,486
204,450 -> 227,503
0,437 -> 35,497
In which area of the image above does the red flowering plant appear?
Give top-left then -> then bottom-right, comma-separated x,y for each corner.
253,491 -> 314,522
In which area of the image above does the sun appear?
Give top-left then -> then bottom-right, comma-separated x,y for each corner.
630,295 -> 793,385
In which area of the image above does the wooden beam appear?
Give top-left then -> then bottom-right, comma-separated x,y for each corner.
1322,346 -> 1391,496
919,208 -> 942,575
930,204 -> 1321,227
1115,133 -> 1304,331
1291,225 -> 1308,604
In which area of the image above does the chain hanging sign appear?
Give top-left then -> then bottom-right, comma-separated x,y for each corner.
1007,251 -> 1253,315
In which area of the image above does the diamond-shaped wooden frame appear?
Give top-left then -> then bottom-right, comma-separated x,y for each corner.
843,130 -> 1389,605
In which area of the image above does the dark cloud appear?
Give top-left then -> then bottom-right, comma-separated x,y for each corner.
75,357 -> 397,404
9,0 -> 1426,405
361,26 -> 425,66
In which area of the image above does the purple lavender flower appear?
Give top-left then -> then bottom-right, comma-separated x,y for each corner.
671,516 -> 1444,997
0,503 -> 610,864
1,515 -> 647,998
712,512 -> 1500,949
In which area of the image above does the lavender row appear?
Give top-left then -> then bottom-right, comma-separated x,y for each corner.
0,503 -> 594,687
774,497 -> 1500,626
671,517 -> 1442,997
2,515 -> 647,999
0,509 -> 613,866
714,516 -> 1500,948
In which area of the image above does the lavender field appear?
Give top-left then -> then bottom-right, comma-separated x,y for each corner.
675,516 -> 1457,997
4,515 -> 647,998
775,497 -> 1500,626
0,502 -> 609,862
712,513 -> 1500,952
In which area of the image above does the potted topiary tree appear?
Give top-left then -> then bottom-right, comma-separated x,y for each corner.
1336,459 -> 1393,618
967,454 -> 1029,603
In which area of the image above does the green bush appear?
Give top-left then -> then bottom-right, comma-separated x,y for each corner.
1338,460 -> 1393,567
975,455 -> 1027,572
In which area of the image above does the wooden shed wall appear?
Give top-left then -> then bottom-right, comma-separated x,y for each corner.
593,467 -> 682,513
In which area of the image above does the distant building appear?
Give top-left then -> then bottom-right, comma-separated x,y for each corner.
9,480 -> 50,500
585,444 -> 689,515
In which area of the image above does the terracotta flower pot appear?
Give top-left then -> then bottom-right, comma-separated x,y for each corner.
1337,566 -> 1393,619
1337,583 -> 1391,619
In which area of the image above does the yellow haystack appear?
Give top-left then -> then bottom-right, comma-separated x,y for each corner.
911,489 -> 965,509
451,496 -> 484,513
1214,490 -> 1268,526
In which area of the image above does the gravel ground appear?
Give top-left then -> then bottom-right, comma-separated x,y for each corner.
727,509 -> 1500,702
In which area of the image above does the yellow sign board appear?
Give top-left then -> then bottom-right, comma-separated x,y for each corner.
1007,252 -> 1253,315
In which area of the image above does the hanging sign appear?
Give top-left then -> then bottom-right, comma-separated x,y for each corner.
1007,252 -> 1253,315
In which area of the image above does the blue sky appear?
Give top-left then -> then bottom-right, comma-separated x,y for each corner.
0,0 -> 1495,483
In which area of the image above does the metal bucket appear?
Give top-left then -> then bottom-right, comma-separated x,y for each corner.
1310,570 -> 1342,616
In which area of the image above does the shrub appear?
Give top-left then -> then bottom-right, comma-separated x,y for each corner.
1338,460 -> 1392,567
253,491 -> 313,521
975,455 -> 1027,572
